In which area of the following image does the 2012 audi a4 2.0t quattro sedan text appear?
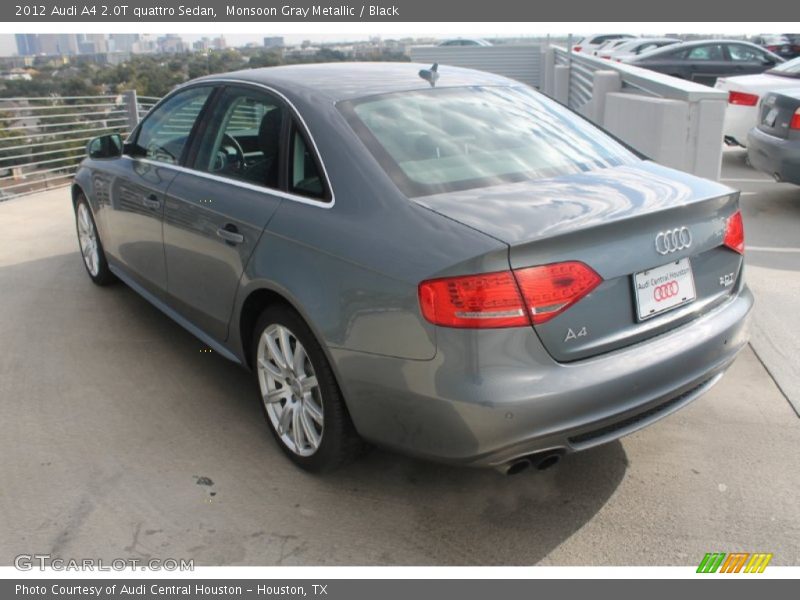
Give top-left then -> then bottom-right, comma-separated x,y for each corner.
72,63 -> 753,474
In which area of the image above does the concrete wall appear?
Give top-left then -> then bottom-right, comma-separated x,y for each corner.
545,47 -> 727,180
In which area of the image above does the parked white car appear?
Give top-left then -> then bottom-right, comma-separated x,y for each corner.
604,38 -> 681,62
572,34 -> 635,55
716,56 -> 800,146
593,38 -> 633,57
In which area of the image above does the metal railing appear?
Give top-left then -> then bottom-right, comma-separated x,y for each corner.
0,91 -> 159,201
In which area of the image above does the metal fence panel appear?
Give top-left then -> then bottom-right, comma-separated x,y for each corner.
409,45 -> 542,88
0,94 -> 141,201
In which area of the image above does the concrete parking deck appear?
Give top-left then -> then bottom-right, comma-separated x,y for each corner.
1,176 -> 799,566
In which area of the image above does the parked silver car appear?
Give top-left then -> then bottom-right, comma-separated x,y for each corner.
747,88 -> 800,184
73,63 -> 752,474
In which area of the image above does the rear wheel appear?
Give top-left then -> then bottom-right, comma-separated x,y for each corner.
252,305 -> 362,472
74,194 -> 115,286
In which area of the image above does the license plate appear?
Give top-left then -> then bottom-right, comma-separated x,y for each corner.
764,107 -> 779,127
633,258 -> 697,321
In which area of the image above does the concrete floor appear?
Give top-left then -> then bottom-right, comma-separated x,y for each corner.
1,170 -> 798,566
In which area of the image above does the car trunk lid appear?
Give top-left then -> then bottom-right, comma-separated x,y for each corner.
414,161 -> 744,361
757,90 -> 800,139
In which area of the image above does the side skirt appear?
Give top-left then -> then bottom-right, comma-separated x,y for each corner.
108,264 -> 242,365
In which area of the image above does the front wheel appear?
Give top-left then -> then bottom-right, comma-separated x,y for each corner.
74,194 -> 116,286
252,305 -> 363,472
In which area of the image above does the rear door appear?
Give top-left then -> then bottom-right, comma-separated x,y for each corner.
683,43 -> 728,85
725,43 -> 779,76
162,84 -> 333,342
161,85 -> 290,341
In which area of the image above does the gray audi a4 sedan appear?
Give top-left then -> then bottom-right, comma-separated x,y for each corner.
72,63 -> 753,474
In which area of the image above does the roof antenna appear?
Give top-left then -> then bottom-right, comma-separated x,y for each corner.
419,63 -> 439,88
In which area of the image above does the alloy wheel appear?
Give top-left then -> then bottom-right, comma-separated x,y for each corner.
256,324 -> 324,456
77,203 -> 100,277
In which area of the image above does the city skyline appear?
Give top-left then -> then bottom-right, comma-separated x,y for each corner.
0,33 -> 438,57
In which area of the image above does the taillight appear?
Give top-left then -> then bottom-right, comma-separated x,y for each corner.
723,210 -> 745,255
514,262 -> 603,324
791,108 -> 800,130
728,91 -> 759,106
418,271 -> 528,328
418,262 -> 602,328
573,46 -> 582,52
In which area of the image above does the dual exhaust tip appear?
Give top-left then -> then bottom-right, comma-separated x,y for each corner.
500,450 -> 564,475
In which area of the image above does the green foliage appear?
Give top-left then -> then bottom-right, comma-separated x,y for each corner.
0,47 -> 411,100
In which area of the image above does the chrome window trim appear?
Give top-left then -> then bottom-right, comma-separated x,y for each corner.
128,77 -> 335,209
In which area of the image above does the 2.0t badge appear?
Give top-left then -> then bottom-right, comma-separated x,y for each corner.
655,227 -> 692,255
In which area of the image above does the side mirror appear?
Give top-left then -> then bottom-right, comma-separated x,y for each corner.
122,141 -> 147,158
86,133 -> 123,159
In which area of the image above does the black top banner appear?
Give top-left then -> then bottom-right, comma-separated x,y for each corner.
3,0 -> 799,22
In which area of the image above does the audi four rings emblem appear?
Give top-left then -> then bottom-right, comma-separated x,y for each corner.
655,227 -> 692,255
654,281 -> 680,302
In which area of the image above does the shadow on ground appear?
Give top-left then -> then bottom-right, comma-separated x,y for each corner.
0,252 -> 628,565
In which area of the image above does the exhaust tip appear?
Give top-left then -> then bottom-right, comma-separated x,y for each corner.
534,454 -> 562,471
505,459 -> 532,475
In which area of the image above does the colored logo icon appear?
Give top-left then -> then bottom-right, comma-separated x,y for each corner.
697,552 -> 773,573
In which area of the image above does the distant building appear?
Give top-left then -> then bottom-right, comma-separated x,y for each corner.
109,34 -> 139,53
15,34 -> 39,56
263,37 -> 284,49
0,68 -> 33,81
157,34 -> 186,54
193,37 -> 211,52
18,34 -> 80,56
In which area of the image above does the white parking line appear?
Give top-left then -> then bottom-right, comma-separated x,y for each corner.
748,246 -> 800,253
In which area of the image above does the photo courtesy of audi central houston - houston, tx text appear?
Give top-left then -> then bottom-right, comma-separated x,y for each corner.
0,7 -> 799,591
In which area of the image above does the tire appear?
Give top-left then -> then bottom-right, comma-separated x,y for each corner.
251,305 -> 363,472
74,193 -> 116,286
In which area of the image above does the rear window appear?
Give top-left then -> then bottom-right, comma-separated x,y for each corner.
338,86 -> 638,197
768,56 -> 800,75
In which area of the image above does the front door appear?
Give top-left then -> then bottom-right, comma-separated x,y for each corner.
104,85 -> 214,296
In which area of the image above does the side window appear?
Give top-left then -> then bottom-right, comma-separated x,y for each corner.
686,44 -> 724,61
134,86 -> 212,165
193,87 -> 286,189
728,44 -> 766,62
289,124 -> 328,201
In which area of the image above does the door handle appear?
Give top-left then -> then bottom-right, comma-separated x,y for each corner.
143,194 -> 161,209
217,224 -> 244,245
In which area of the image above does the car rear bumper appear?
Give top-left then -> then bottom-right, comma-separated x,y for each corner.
747,127 -> 800,185
331,284 -> 753,468
723,104 -> 758,146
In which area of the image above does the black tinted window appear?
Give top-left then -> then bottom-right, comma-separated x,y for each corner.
686,44 -> 724,61
193,87 -> 286,189
289,125 -> 328,200
728,44 -> 768,62
135,86 -> 212,165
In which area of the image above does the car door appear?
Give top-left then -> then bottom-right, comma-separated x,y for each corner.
725,43 -> 779,76
682,43 -> 727,85
103,85 -> 214,297
161,85 -> 292,342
